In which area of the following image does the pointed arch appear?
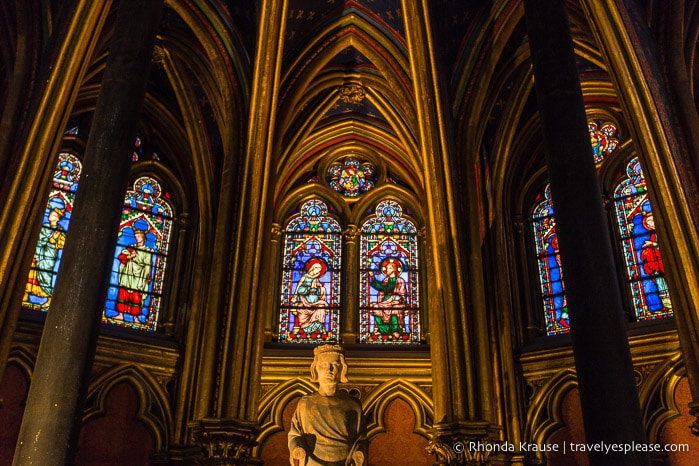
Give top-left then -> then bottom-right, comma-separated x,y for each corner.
83,364 -> 174,452
638,352 -> 686,443
524,368 -> 579,463
361,378 -> 433,439
255,377 -> 317,451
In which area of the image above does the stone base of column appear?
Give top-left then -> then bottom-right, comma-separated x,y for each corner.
191,418 -> 261,465
427,421 -> 505,465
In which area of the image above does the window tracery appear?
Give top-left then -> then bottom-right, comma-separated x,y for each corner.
276,154 -> 423,345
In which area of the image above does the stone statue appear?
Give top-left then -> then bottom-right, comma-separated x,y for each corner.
288,344 -> 367,466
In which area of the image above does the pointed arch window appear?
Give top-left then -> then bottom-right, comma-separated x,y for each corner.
359,200 -> 421,343
612,157 -> 673,320
23,135 -> 179,335
22,153 -> 82,310
528,120 -> 673,337
531,185 -> 569,335
278,199 -> 342,343
103,176 -> 174,332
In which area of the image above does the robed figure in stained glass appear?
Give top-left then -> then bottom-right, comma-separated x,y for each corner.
369,257 -> 407,339
613,158 -> 673,320
104,176 -> 173,331
114,219 -> 155,319
278,199 -> 341,343
23,153 -> 81,312
639,211 -> 671,312
359,200 -> 420,343
24,200 -> 67,309
292,257 -> 330,334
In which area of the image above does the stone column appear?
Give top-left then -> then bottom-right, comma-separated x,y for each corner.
523,1 -> 649,464
13,0 -> 163,464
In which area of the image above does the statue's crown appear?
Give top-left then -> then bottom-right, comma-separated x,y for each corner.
313,344 -> 344,356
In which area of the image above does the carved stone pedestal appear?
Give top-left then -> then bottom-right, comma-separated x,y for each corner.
191,418 -> 261,465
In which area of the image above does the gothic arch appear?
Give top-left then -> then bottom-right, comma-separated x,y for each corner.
5,346 -> 35,380
524,368 -> 578,463
638,352 -> 686,443
83,364 -> 173,452
361,378 -> 433,439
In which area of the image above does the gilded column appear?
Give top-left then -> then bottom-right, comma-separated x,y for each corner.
162,212 -> 189,336
0,0 -> 111,386
190,0 -> 287,464
402,2 -> 501,463
13,0 -> 163,463
262,223 -> 283,341
580,0 -> 699,435
341,224 -> 359,343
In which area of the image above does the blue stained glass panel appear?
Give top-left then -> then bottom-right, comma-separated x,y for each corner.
279,199 -> 341,343
532,185 -> 569,335
23,153 -> 82,311
104,177 -> 173,331
613,158 -> 673,321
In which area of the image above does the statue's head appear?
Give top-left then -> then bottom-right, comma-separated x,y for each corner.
310,344 -> 348,384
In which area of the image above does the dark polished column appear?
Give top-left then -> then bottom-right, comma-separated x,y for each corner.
13,1 -> 163,464
523,1 -> 649,465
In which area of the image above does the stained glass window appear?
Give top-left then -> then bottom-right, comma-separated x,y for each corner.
103,176 -> 174,331
532,184 -> 569,335
613,158 -> 673,321
359,200 -> 420,343
588,120 -> 619,164
23,153 -> 82,311
326,157 -> 377,197
278,199 -> 342,343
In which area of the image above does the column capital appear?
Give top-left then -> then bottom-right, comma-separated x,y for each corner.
191,418 -> 261,465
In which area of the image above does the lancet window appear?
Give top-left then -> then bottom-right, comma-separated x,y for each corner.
612,157 -> 673,321
359,200 -> 421,343
22,153 -> 81,311
276,154 -> 423,345
530,120 -> 673,336
531,185 -> 568,335
103,176 -> 175,331
278,199 -> 342,343
23,136 -> 178,334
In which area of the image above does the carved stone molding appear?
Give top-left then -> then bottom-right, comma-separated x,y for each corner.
191,418 -> 261,465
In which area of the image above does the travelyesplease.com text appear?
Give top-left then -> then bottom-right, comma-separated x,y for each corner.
454,440 -> 690,455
